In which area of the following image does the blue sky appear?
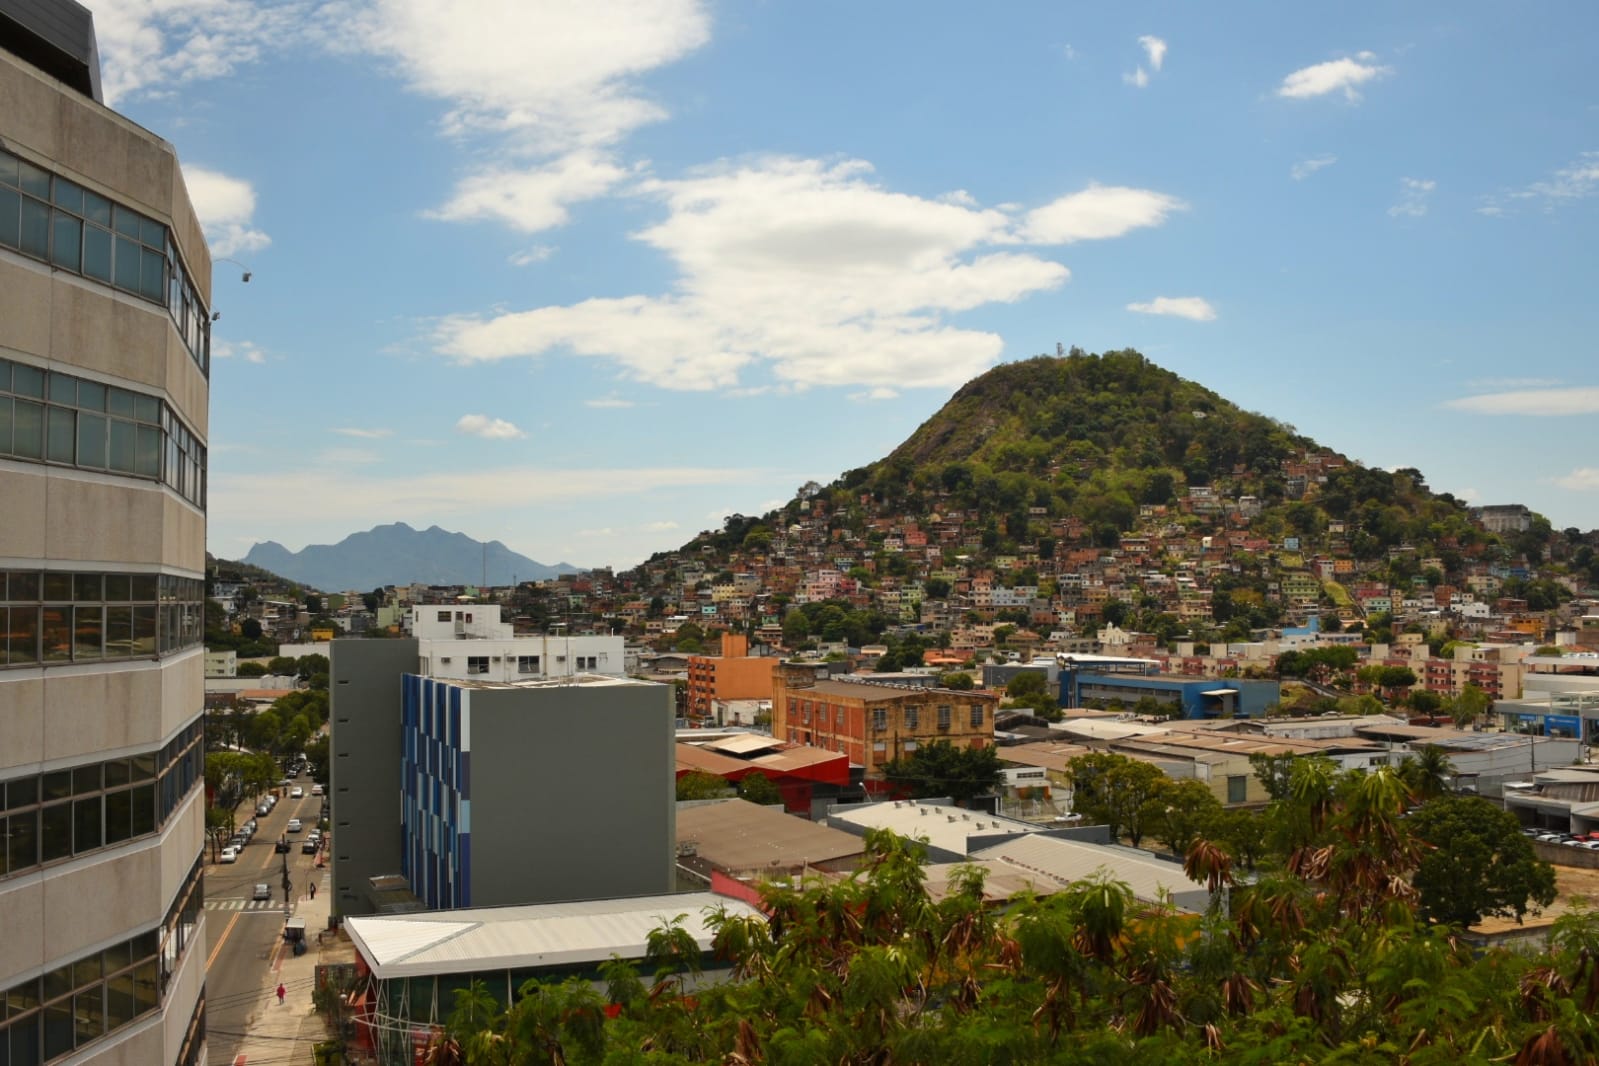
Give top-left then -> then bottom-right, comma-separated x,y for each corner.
95,1 -> 1599,569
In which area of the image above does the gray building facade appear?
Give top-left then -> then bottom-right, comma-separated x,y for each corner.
331,639 -> 676,917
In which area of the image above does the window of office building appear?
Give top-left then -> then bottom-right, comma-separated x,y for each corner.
904,707 -> 918,730
938,705 -> 952,729
969,704 -> 985,727
872,708 -> 887,732
517,656 -> 540,674
0,149 -> 210,374
2,568 -> 203,669
466,657 -> 488,675
1227,775 -> 1247,804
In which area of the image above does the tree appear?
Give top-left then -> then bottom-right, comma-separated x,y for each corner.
1067,752 -> 1171,847
880,740 -> 1003,806
1450,683 -> 1491,728
236,660 -> 267,677
239,617 -> 263,641
1397,745 -> 1455,801
1408,796 -> 1557,927
1143,778 -> 1222,855
675,771 -> 732,801
736,774 -> 784,806
1248,752 -> 1301,802
938,671 -> 975,691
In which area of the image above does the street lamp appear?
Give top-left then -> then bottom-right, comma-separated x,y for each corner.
215,257 -> 252,283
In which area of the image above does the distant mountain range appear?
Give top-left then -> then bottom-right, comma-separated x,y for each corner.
241,523 -> 579,592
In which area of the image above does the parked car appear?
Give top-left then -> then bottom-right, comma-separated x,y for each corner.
257,803 -> 271,817
311,784 -> 324,796
228,834 -> 247,849
253,883 -> 271,901
219,846 -> 238,864
302,838 -> 319,854
1537,833 -> 1564,843
287,818 -> 303,833
289,786 -> 304,799
274,837 -> 290,853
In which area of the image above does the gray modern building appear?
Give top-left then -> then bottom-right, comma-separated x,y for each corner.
1,0 -> 210,1062
330,638 -> 676,917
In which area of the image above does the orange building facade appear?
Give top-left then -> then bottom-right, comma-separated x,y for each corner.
685,633 -> 779,720
771,664 -> 998,780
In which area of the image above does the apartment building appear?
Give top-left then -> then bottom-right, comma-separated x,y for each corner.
1,2 -> 210,1061
683,632 -> 777,720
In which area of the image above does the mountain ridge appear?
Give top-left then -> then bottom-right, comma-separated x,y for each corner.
242,522 -> 578,591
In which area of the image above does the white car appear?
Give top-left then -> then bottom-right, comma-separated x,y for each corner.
287,818 -> 303,833
311,784 -> 324,796
289,786 -> 304,799
219,846 -> 239,863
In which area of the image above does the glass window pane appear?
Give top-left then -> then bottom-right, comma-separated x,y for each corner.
0,396 -> 11,454
106,605 -> 133,657
105,971 -> 136,1030
129,754 -> 155,782
74,796 -> 102,852
129,785 -> 155,836
104,760 -> 130,788
107,419 -> 135,472
75,986 -> 105,1046
17,160 -> 49,198
12,400 -> 42,459
131,961 -> 158,1016
134,425 -> 160,478
105,574 -> 129,602
139,217 -> 164,247
50,213 -> 81,272
6,808 -> 37,872
112,204 -> 141,238
74,606 -> 103,661
83,189 -> 111,226
112,236 -> 140,291
19,196 -> 49,258
45,407 -> 74,463
11,572 -> 39,600
0,186 -> 20,247
41,573 -> 71,600
104,788 -> 131,845
72,955 -> 101,988
12,363 -> 44,398
51,178 -> 82,213
47,373 -> 74,405
76,380 -> 105,413
129,575 -> 156,602
73,574 -> 100,601
132,393 -> 159,424
42,772 -> 69,802
105,387 -> 133,418
81,222 -> 112,282
41,606 -> 70,662
6,606 -> 38,665
0,150 -> 16,185
40,803 -> 71,862
43,1000 -> 73,1061
76,412 -> 106,468
72,765 -> 99,793
131,606 -> 156,655
140,247 -> 165,301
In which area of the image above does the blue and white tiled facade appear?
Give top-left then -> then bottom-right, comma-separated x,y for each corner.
401,675 -> 472,908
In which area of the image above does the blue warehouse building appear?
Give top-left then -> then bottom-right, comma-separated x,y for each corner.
1057,657 -> 1280,719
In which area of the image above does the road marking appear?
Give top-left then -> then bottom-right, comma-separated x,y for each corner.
206,909 -> 242,971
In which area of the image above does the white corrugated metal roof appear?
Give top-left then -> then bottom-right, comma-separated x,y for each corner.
826,801 -> 1042,856
971,834 -> 1211,912
346,892 -> 763,980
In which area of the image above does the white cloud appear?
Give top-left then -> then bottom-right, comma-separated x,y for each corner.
1555,469 -> 1599,491
1126,296 -> 1217,321
317,447 -> 381,466
1023,184 -> 1185,244
642,520 -> 680,532
332,427 -> 394,439
92,0 -> 308,104
1388,177 -> 1436,218
434,156 -> 1091,391
182,166 -> 271,258
1139,36 -> 1167,72
1291,155 -> 1338,180
1061,44 -> 1077,61
509,245 -> 556,266
1277,52 -> 1389,101
211,340 -> 266,364
1464,377 -> 1561,390
584,396 -> 636,408
428,151 -> 630,233
848,387 -> 900,402
1123,66 -> 1149,89
1445,386 -> 1599,416
455,414 -> 527,439
1479,151 -> 1599,216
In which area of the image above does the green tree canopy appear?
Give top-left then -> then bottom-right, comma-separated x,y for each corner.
881,740 -> 1003,806
1408,795 -> 1556,927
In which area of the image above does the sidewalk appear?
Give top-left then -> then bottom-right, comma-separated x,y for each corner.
228,865 -> 337,1065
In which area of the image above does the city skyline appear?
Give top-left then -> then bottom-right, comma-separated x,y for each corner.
95,1 -> 1599,569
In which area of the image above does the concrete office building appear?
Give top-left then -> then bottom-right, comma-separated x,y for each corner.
410,604 -> 625,683
330,640 -> 675,917
0,1 -> 210,1062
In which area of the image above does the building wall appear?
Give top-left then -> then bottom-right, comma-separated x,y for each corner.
464,681 -> 676,906
418,633 -> 624,683
0,25 -> 210,1064
329,638 -> 416,917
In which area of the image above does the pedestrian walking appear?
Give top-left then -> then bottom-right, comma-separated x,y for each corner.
309,881 -> 317,900
276,983 -> 286,1006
